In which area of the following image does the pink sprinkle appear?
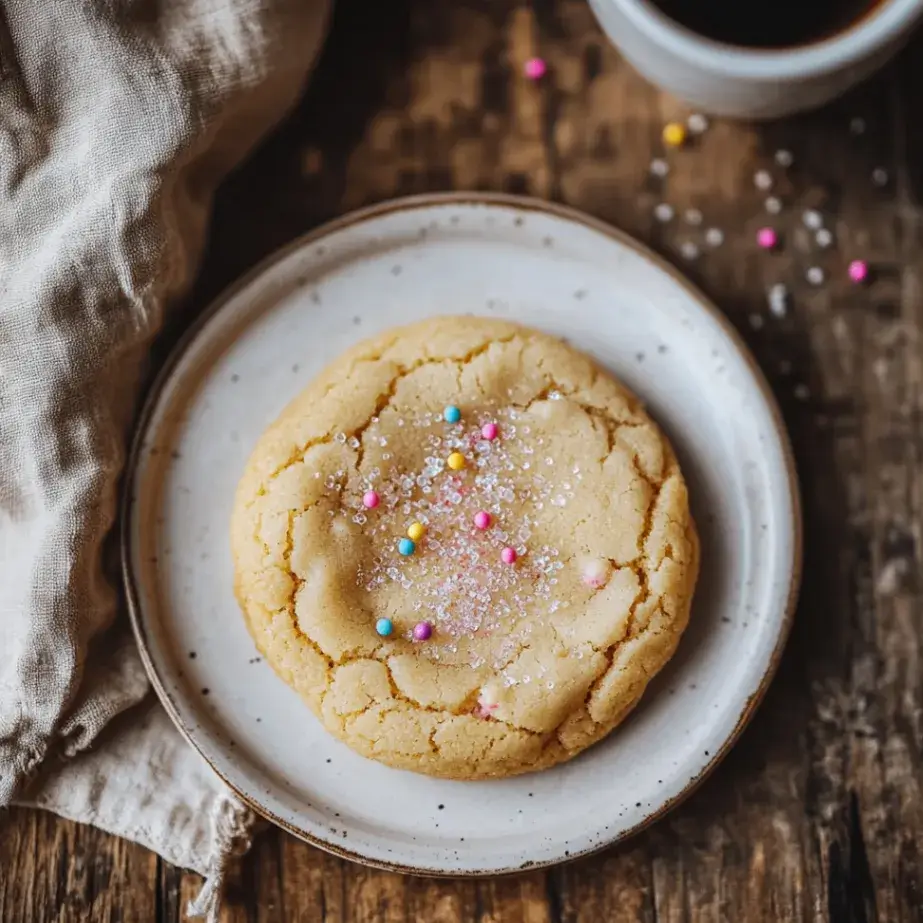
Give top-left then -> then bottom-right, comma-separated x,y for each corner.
757,227 -> 778,250
412,621 -> 433,641
524,57 -> 547,80
474,511 -> 492,530
362,490 -> 380,509
848,259 -> 869,283
501,546 -> 518,565
481,422 -> 499,441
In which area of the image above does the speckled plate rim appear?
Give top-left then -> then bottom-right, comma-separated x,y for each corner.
122,191 -> 803,876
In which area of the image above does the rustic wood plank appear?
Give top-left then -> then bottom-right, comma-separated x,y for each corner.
4,2 -> 923,922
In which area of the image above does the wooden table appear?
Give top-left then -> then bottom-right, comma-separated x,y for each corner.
3,1 -> 923,919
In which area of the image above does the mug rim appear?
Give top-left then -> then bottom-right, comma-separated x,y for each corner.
614,0 -> 923,78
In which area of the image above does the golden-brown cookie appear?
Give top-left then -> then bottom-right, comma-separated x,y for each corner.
231,317 -> 698,778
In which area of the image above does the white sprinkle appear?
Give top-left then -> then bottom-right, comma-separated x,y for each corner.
850,116 -> 867,135
765,196 -> 782,215
749,313 -> 765,330
679,240 -> 700,261
872,167 -> 889,187
687,112 -> 709,134
654,202 -> 674,222
806,266 -> 825,286
705,227 -> 724,248
794,384 -> 810,401
816,228 -> 834,249
768,283 -> 789,318
754,170 -> 773,191
802,209 -> 823,230
684,208 -> 703,226
774,149 -> 794,168
649,158 -> 669,178
779,359 -> 792,375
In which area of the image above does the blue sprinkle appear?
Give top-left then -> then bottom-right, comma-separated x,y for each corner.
443,405 -> 461,424
398,538 -> 416,556
376,618 -> 393,637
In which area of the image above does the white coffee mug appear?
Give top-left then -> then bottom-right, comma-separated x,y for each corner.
588,0 -> 923,119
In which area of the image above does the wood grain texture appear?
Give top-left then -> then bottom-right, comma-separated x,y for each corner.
3,0 -> 923,920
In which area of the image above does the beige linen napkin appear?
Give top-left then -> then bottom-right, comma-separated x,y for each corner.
0,1 -> 328,917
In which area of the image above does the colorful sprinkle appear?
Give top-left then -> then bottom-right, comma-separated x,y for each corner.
524,57 -> 547,80
765,196 -> 782,215
581,557 -> 612,589
474,511 -> 492,530
775,149 -> 794,168
653,202 -> 674,223
802,209 -> 823,231
662,122 -> 686,147
443,405 -> 461,424
806,266 -> 825,286
687,113 -> 709,135
447,451 -> 466,471
398,537 -> 416,556
407,521 -> 425,542
501,546 -> 518,565
757,227 -> 778,250
649,158 -> 669,178
848,260 -> 869,283
481,422 -> 499,441
376,618 -> 393,637
768,283 -> 789,318
362,490 -> 380,509
412,621 -> 433,641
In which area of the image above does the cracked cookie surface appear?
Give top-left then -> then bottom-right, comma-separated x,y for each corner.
231,317 -> 699,779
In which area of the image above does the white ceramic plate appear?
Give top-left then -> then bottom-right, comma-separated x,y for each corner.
124,194 -> 801,875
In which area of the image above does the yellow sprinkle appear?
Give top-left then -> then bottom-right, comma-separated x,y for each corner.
662,122 -> 686,148
447,451 -> 466,471
407,522 -> 425,542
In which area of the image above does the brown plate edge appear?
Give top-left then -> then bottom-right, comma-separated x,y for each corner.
121,191 -> 804,878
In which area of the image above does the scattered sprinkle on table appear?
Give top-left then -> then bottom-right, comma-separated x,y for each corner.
802,209 -> 823,230
754,170 -> 773,191
774,149 -> 794,168
850,116 -> 867,135
705,228 -> 724,248
815,228 -> 834,249
524,57 -> 547,80
749,313 -> 765,330
687,112 -> 709,134
679,241 -> 700,261
806,266 -> 825,286
765,196 -> 782,215
757,227 -> 778,250
872,167 -> 889,187
768,283 -> 789,318
654,202 -> 674,223
649,157 -> 669,178
663,122 -> 686,147
684,208 -> 703,226
848,259 -> 869,283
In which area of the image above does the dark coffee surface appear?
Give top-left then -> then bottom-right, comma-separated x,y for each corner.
650,0 -> 878,48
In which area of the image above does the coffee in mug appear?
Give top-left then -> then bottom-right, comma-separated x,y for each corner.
650,0 -> 884,48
